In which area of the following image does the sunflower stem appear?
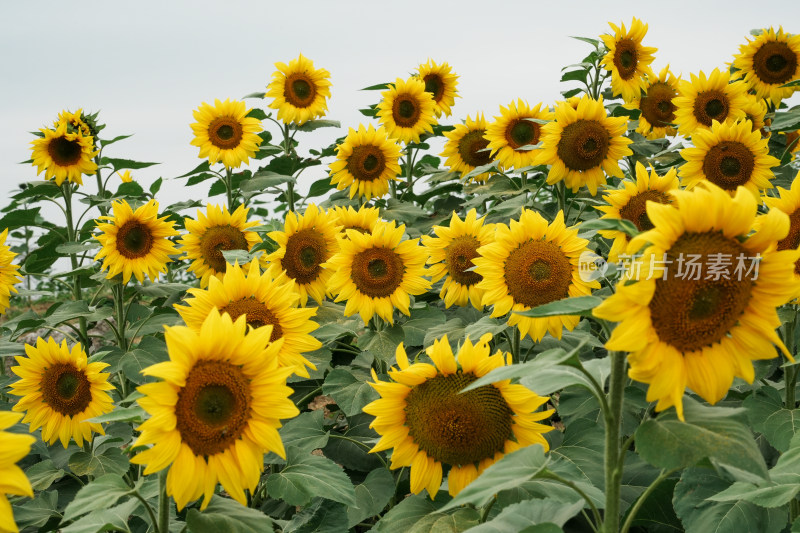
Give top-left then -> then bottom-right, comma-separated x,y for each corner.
61,183 -> 89,347
785,306 -> 798,408
158,469 -> 170,533
405,148 -> 415,197
131,489 -> 159,532
113,281 -> 128,352
282,124 -> 297,213
224,167 -> 235,210
620,468 -> 677,533
602,350 -> 626,533
556,181 -> 566,214
479,495 -> 497,523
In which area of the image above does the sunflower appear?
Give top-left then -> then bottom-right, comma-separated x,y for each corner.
625,66 -> 680,139
329,124 -> 403,200
600,17 -> 658,103
265,54 -> 332,125
190,99 -> 263,169
131,310 -> 298,510
363,334 -> 553,499
415,59 -> 459,118
763,171 -> 800,296
175,261 -> 321,378
441,113 -> 495,182
485,101 -> 553,171
266,204 -> 340,306
9,337 -> 114,448
597,162 -> 679,262
328,205 -> 382,237
94,199 -> 179,284
0,229 -> 22,316
474,209 -> 599,341
733,27 -> 800,104
179,204 -> 262,289
325,220 -> 430,324
422,209 -> 495,309
0,412 -> 34,533
376,77 -> 437,144
55,108 -> 93,138
535,95 -> 633,195
679,119 -> 779,199
30,122 -> 98,186
673,69 -> 748,137
740,93 -> 769,136
594,184 -> 798,420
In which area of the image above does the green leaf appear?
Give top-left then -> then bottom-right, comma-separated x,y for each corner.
571,35 -> 600,47
515,296 -> 604,318
284,498 -> 348,533
119,349 -> 163,385
322,413 -> 384,472
56,242 -> 99,254
322,367 -> 379,416
403,307 -> 446,346
12,491 -> 60,530
358,325 -> 405,362
440,445 -> 549,511
361,82 -> 392,90
468,499 -> 583,532
578,218 -> 639,236
175,160 -> 210,179
25,459 -> 65,491
241,170 -> 295,191
266,446 -> 357,506
101,157 -> 159,171
770,108 -> 800,132
382,199 -> 427,224
347,468 -> 395,527
408,508 -> 481,532
780,79 -> 800,88
743,386 -> 800,452
60,498 -> 139,533
88,406 -> 146,424
0,207 -> 42,230
307,177 -> 335,198
99,134 -> 133,147
186,496 -> 274,533
264,410 -> 330,464
372,493 -> 473,533
246,108 -> 267,120
423,317 -> 467,348
63,474 -> 131,521
561,69 -> 588,83
290,119 -> 341,132
68,447 -> 130,477
710,482 -> 800,508
673,468 -> 785,533
635,398 -> 768,479
463,315 -> 508,341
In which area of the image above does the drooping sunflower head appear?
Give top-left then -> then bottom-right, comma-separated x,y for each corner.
30,122 -> 98,186
132,310 -> 299,510
325,219 -> 431,324
741,93 -> 769,136
190,98 -> 263,168
474,209 -> 600,341
265,54 -> 332,125
415,59 -> 459,118
266,203 -> 341,306
673,68 -> 749,136
0,411 -> 35,532
536,95 -> 633,195
422,209 -> 496,309
10,337 -> 114,448
485,100 -> 553,171
595,183 -> 799,420
679,119 -> 779,200
376,77 -> 437,144
597,162 -> 679,261
329,124 -> 403,199
175,261 -> 321,378
328,205 -> 382,237
179,204 -> 262,289
600,17 -> 658,102
441,113 -> 495,182
364,334 -> 553,498
763,171 -> 800,293
733,27 -> 800,104
0,229 -> 23,316
94,199 -> 180,284
626,65 -> 680,139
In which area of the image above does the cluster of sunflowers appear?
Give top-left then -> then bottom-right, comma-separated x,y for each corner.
2,17 -> 800,533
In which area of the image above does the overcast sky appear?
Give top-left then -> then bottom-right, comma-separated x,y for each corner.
2,0 -> 798,213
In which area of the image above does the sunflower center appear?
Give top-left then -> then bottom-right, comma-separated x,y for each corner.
208,117 -> 244,150
404,371 -> 513,465
199,225 -> 250,272
556,120 -> 610,171
175,360 -> 251,457
393,97 -> 421,128
640,82 -> 677,128
284,73 -> 317,107
47,137 -> 83,166
457,130 -> 493,167
693,91 -> 730,127
504,239 -> 572,308
752,41 -> 797,84
701,141 -> 756,190
116,220 -> 155,259
281,228 -> 327,284
506,120 -> 539,150
444,236 -> 482,286
613,39 -> 639,79
649,231 -> 754,353
618,190 -> 673,232
220,298 -> 283,342
777,209 -> 800,276
41,363 -> 92,416
423,74 -> 444,103
347,145 -> 387,182
350,246 -> 404,298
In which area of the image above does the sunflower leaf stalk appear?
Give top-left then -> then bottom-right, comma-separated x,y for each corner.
602,350 -> 627,533
60,183 -> 89,346
157,469 -> 169,533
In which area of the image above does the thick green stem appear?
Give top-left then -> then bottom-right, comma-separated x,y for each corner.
113,282 -> 128,352
786,306 -> 798,408
282,124 -> 296,212
224,167 -> 235,209
620,469 -> 676,533
62,184 -> 89,346
405,149 -> 415,197
603,351 -> 627,533
556,181 -> 566,213
158,469 -> 169,533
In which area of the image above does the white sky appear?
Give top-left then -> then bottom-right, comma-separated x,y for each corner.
2,0 -> 799,210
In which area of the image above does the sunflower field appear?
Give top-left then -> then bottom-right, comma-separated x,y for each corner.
3,18 -> 800,533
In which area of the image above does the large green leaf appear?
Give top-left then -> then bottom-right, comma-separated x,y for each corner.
347,468 -> 395,527
60,498 -> 139,533
515,296 -> 604,318
743,386 -> 800,452
322,367 -> 379,416
284,498 -> 348,533
468,499 -> 583,532
264,410 -> 330,464
322,413 -> 384,472
358,325 -> 405,362
24,459 -> 65,491
372,493 -> 475,533
266,446 -> 357,506
12,491 -> 60,530
403,306 -> 446,346
63,474 -> 131,521
68,447 -> 130,477
186,496 -> 274,533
